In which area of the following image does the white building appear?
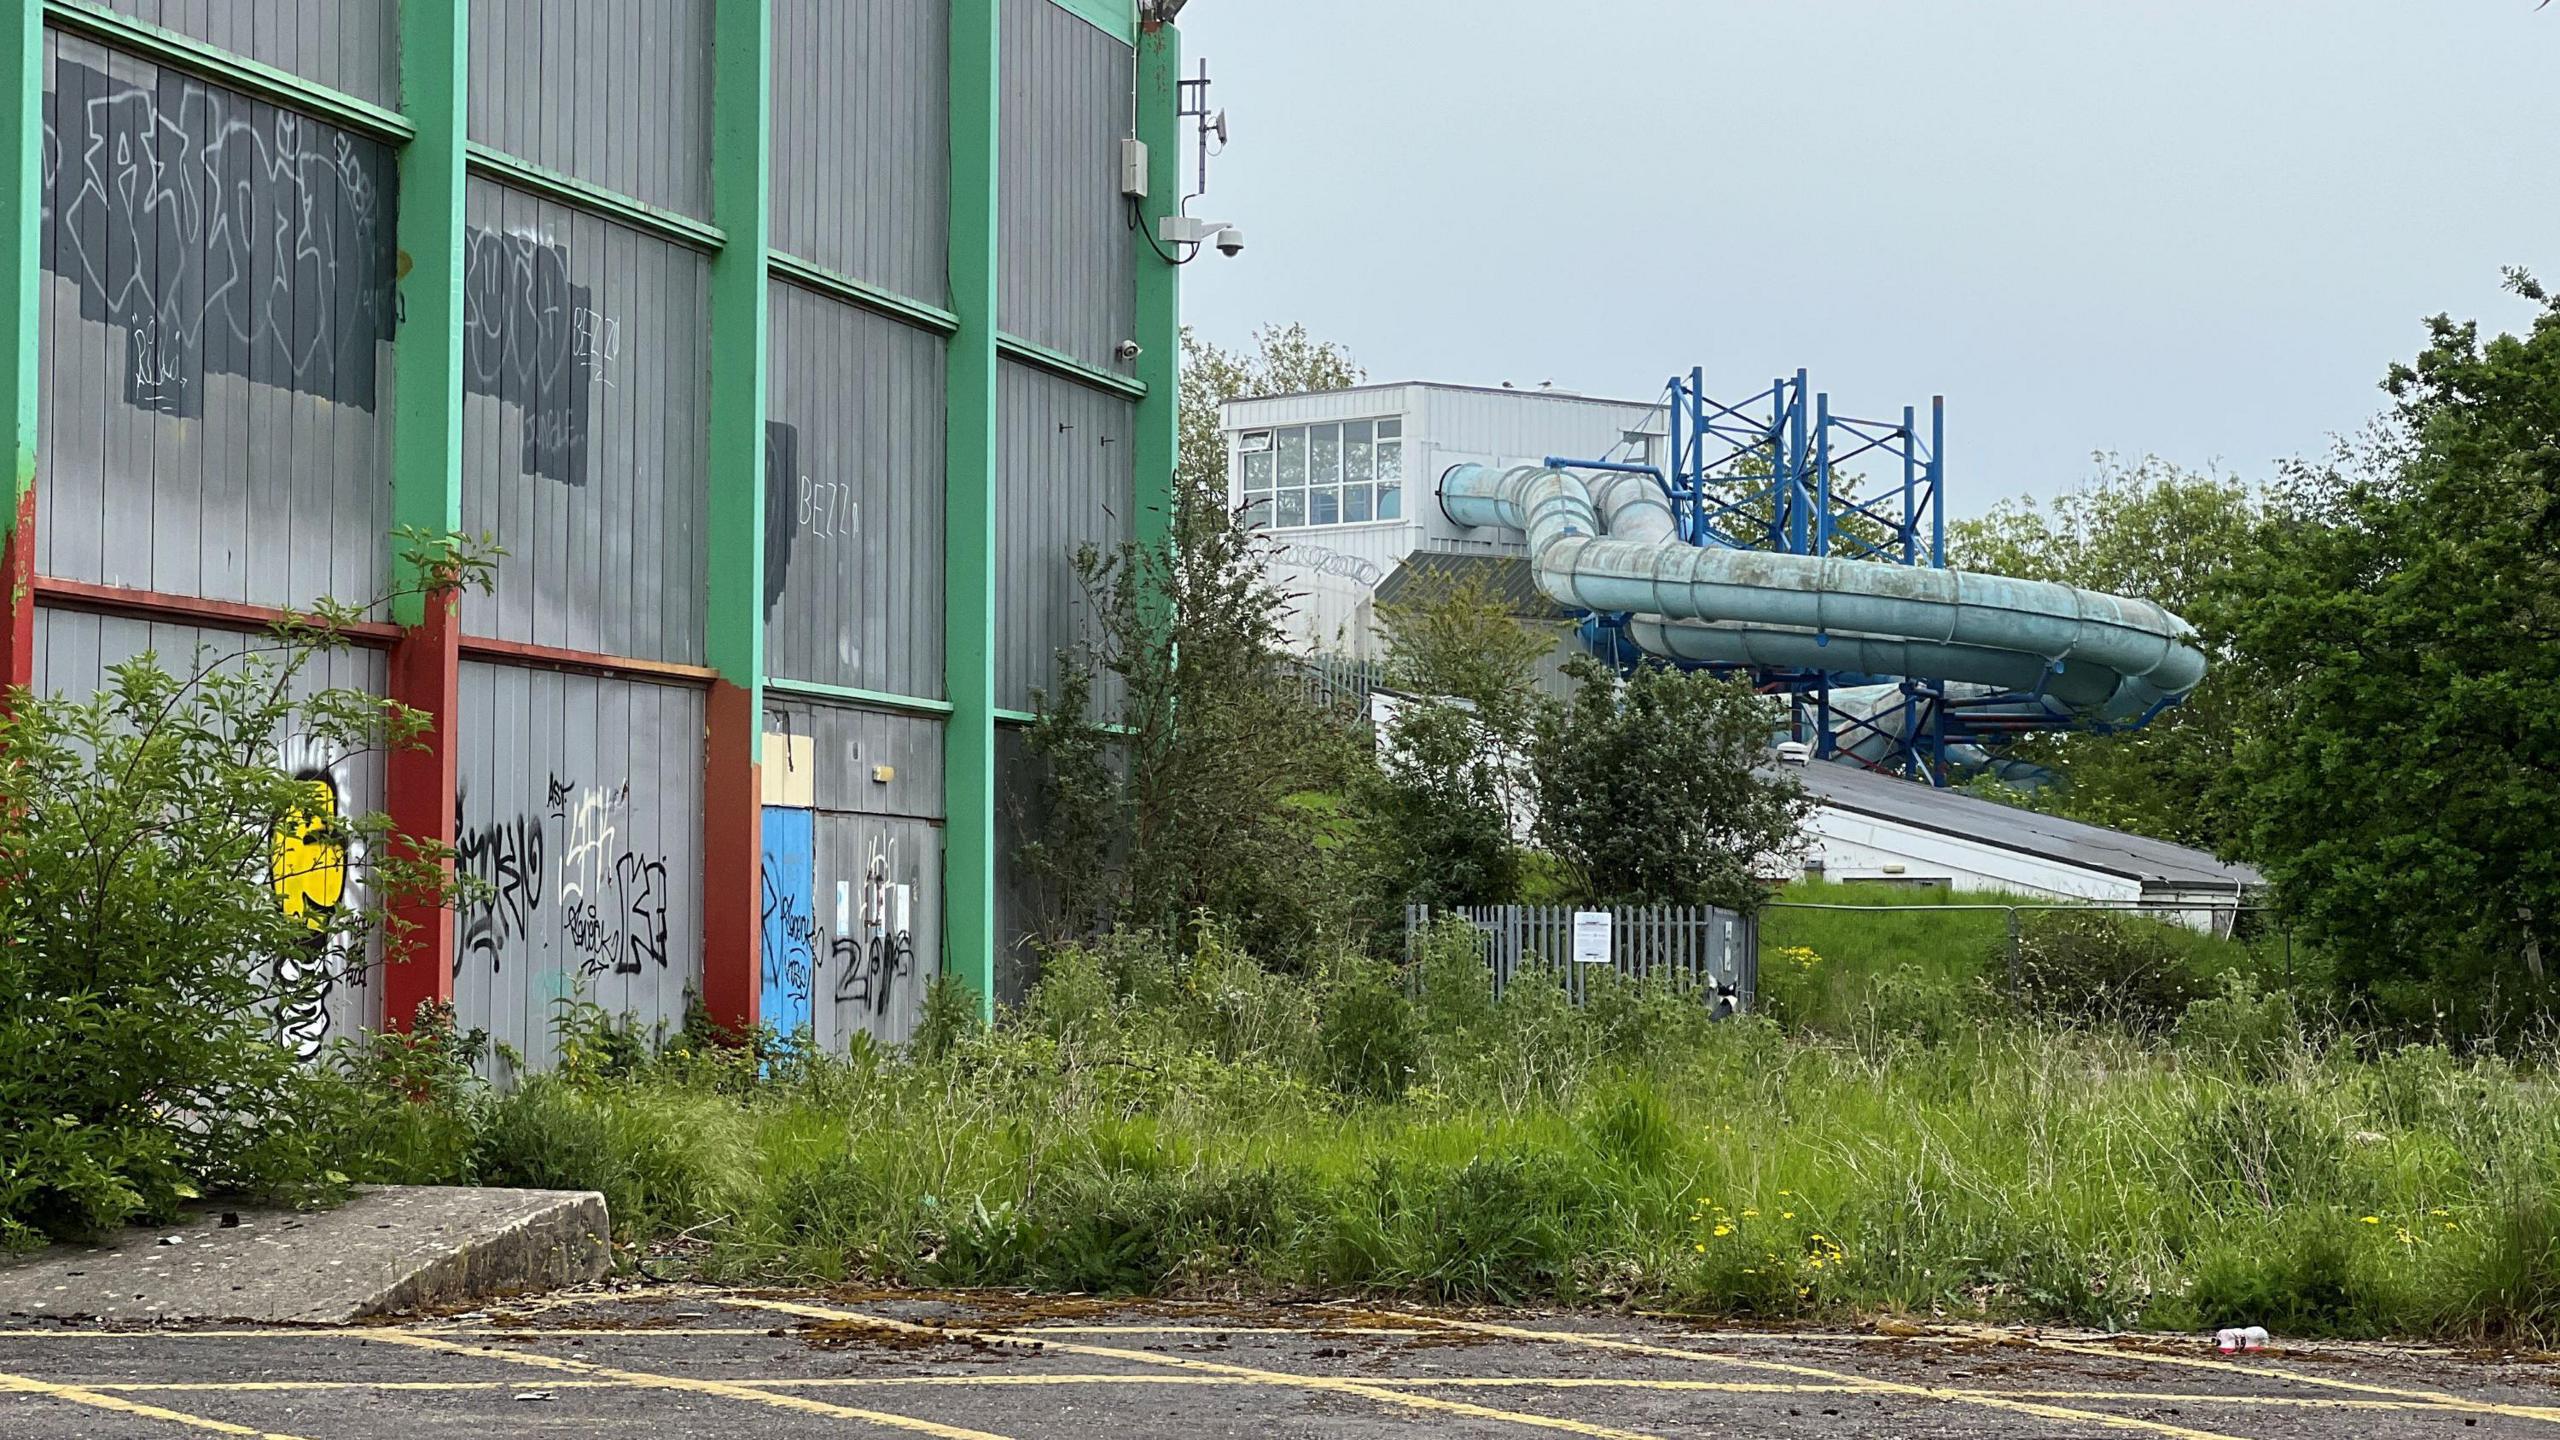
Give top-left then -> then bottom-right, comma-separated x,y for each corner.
1789,761 -> 2260,931
1221,382 -> 1661,665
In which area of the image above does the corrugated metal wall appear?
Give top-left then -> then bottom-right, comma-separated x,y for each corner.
763,698 -> 945,1048
103,0 -> 401,108
995,359 -> 1133,712
467,0 -> 715,220
992,725 -> 1049,1007
24,0 -> 1157,1065
763,281 -> 946,696
37,31 -> 399,609
998,0 -> 1135,377
456,177 -> 710,664
768,0 -> 948,304
33,607 -> 391,1063
452,660 -> 705,1072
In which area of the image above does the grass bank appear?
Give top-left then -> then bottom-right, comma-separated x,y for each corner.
309,919 -> 2560,1343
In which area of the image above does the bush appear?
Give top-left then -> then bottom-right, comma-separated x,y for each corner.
2008,910 -> 2205,1029
1531,659 -> 1807,910
1318,957 -> 1422,1101
2175,972 -> 2304,1078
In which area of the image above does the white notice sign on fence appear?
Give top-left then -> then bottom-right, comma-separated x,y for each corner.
1571,910 -> 1613,965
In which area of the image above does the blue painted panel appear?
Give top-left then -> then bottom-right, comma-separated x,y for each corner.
759,807 -> 817,1038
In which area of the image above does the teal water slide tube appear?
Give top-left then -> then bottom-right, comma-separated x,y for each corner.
1438,463 -> 2206,723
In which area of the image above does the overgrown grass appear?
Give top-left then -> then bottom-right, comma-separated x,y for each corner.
308,919 -> 2560,1342
1759,880 -> 2289,1039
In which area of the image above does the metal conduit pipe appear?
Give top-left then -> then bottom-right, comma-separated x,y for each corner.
1440,463 -> 2208,722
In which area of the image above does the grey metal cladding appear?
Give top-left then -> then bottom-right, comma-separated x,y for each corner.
31,604 -> 391,1062
991,724 -> 1046,1007
38,32 -> 398,609
764,280 -> 947,697
998,0 -> 1135,375
769,0 -> 949,305
995,359 -> 1133,713
467,0 -> 715,220
452,660 -> 706,1076
811,811 -> 940,1051
758,693 -> 945,1052
761,697 -> 945,820
102,0 -> 401,108
458,177 -> 710,665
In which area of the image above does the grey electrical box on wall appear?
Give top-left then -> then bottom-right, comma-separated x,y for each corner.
1120,137 -> 1149,198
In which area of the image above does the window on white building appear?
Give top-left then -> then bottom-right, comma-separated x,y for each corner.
1236,419 -> 1403,529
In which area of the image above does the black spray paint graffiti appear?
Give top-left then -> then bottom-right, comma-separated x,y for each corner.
831,849 -> 916,1020
551,776 -> 670,978
454,791 -> 543,975
41,56 -> 399,418
461,226 -> 606,486
453,774 -> 670,978
762,420 -> 799,621
760,863 -> 819,1000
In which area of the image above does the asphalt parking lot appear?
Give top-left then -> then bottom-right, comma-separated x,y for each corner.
7,1288 -> 2560,1438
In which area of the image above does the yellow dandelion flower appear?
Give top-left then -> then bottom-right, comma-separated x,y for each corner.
1713,1224 -> 1733,1237
2358,1215 -> 2380,1225
1782,1211 -> 1796,1220
1694,1243 -> 1706,1253
1742,1208 -> 1760,1218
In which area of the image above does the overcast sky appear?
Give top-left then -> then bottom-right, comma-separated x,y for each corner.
1170,1 -> 2556,517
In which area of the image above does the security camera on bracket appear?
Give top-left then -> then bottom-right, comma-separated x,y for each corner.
1158,214 -> 1245,258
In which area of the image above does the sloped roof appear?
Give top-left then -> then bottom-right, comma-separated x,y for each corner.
1372,551 -> 1571,619
1791,761 -> 2262,892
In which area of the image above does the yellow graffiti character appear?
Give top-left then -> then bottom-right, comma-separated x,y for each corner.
271,778 -> 347,928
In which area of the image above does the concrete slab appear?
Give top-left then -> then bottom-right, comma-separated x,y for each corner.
0,1186 -> 611,1324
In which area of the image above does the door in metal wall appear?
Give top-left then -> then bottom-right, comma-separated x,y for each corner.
759,807 -> 818,1038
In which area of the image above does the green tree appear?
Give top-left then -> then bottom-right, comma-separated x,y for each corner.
1948,455 -> 2261,848
1354,576 -> 1561,913
2204,272 -> 2560,1031
1530,659 -> 1808,910
1177,322 -> 1363,498
1016,322 -> 1372,961
1023,458 -> 1362,963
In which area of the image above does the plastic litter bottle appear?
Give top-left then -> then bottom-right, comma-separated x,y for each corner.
2214,1326 -> 2269,1353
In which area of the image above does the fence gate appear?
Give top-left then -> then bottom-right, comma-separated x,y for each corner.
1404,903 -> 1758,1013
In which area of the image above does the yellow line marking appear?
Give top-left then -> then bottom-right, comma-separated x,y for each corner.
1009,1323 -> 1430,1335
0,1367 -> 316,1439
363,1329 -> 1018,1440
1372,1311 -> 2261,1440
1941,1327 -> 2560,1427
734,1296 -> 1674,1440
65,1375 -> 2483,1410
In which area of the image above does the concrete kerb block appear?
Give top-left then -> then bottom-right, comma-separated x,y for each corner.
0,1186 -> 613,1325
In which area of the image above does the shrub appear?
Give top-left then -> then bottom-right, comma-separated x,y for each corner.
2176,972 -> 2305,1078
1531,659 -> 1807,910
0,536 -> 491,1246
2008,910 -> 2204,1029
1318,956 -> 1422,1101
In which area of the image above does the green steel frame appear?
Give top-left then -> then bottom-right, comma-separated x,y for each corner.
15,0 -> 1182,1036
944,0 -> 1004,1021
702,0 -> 774,1033
0,0 -> 42,694
379,0 -> 468,1026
